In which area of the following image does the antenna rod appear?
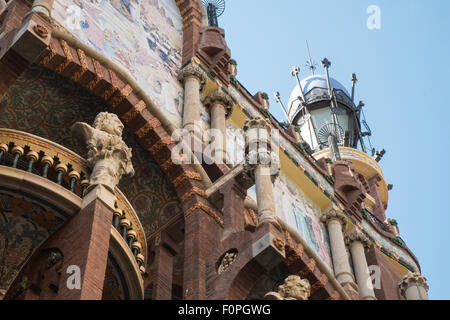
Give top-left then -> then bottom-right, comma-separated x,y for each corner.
354,101 -> 367,153
291,66 -> 306,103
351,73 -> 358,103
274,92 -> 290,122
321,58 -> 341,161
321,58 -> 333,99
306,40 -> 315,75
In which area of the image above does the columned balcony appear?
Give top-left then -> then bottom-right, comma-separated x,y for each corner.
0,128 -> 146,299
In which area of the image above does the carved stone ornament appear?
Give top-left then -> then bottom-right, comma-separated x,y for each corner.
72,112 -> 134,191
204,88 -> 234,118
177,63 -> 207,91
345,227 -> 370,250
218,250 -> 238,275
320,207 -> 347,229
399,272 -> 429,294
243,149 -> 280,183
243,117 -> 272,132
264,275 -> 311,300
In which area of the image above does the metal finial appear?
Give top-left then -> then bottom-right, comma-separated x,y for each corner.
356,101 -> 365,111
291,66 -> 306,104
351,73 -> 358,103
374,149 -> 386,162
321,58 -> 331,69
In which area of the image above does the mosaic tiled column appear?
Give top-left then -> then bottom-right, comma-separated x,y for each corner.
345,227 -> 376,300
399,272 -> 429,300
178,63 -> 207,137
321,207 -> 358,292
243,117 -> 280,227
204,88 -> 233,163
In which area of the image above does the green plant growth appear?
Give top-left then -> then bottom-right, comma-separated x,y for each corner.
261,92 -> 269,100
259,107 -> 271,119
229,59 -> 237,66
361,208 -> 369,220
390,219 -> 398,227
325,175 -> 335,185
230,75 -> 239,89
391,236 -> 405,248
47,250 -> 63,269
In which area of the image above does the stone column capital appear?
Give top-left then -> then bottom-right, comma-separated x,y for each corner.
178,63 -> 207,91
243,117 -> 272,132
345,227 -> 370,250
243,149 -> 280,182
204,88 -> 234,118
320,207 -> 347,229
399,272 -> 429,295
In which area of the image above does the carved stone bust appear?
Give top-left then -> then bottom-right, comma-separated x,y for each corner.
72,112 -> 134,191
264,275 -> 311,300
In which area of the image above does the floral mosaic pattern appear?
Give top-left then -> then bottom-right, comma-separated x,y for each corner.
52,0 -> 184,126
0,192 -> 66,297
0,64 -> 183,238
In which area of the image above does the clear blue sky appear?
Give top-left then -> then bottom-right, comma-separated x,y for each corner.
221,0 -> 450,300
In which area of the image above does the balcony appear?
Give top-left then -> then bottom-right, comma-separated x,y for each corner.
0,128 -> 146,297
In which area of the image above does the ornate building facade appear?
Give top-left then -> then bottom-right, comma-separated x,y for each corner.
0,0 -> 428,300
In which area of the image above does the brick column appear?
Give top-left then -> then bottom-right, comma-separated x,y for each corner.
320,207 -> 358,293
182,196 -> 220,300
399,272 -> 429,300
220,180 -> 246,238
65,186 -> 116,300
243,118 -> 280,228
152,232 -> 179,300
204,89 -> 234,164
345,227 -> 376,300
53,185 -> 116,300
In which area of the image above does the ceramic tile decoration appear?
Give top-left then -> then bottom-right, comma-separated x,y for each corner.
52,0 -> 185,126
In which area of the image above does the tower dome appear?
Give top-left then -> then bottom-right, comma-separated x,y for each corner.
287,72 -> 360,153
287,74 -> 354,122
